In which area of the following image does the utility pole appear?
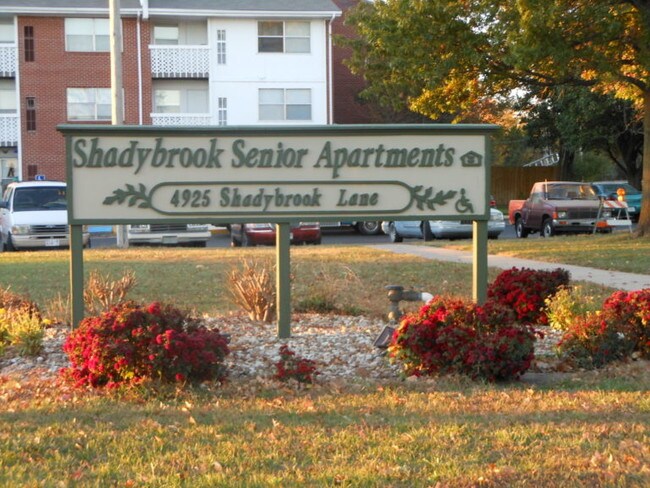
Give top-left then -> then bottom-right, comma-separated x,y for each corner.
109,0 -> 128,247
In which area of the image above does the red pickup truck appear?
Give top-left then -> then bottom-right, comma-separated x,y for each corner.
509,181 -> 610,238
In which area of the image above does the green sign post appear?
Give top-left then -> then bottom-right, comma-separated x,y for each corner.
60,124 -> 498,334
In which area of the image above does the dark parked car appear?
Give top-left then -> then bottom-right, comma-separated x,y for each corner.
230,222 -> 321,247
591,181 -> 642,222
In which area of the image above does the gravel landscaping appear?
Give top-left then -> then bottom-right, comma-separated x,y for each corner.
0,313 -> 566,382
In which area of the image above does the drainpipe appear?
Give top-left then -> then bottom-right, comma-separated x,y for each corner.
327,14 -> 335,125
13,16 -> 22,181
136,12 -> 143,125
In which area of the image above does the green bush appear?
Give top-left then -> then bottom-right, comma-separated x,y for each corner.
544,285 -> 600,332
0,307 -> 45,357
557,314 -> 636,369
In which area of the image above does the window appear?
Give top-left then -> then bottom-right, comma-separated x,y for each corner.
152,81 -> 209,113
258,21 -> 310,53
153,25 -> 179,45
0,20 -> 13,44
216,29 -> 226,64
25,97 -> 36,131
65,18 -> 109,52
152,22 -> 207,45
259,89 -> 311,121
67,88 -> 111,121
24,26 -> 34,62
0,80 -> 16,113
218,97 -> 227,126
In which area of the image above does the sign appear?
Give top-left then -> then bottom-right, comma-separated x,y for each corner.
60,125 -> 497,224
59,124 -> 498,336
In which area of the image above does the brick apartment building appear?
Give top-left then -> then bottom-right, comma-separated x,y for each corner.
0,0 -> 342,185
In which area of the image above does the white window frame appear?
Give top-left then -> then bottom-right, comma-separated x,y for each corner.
258,21 -> 310,53
66,88 -> 112,121
152,81 -> 209,114
65,18 -> 110,52
152,21 -> 208,45
0,79 -> 16,113
216,29 -> 226,64
152,25 -> 179,45
259,88 -> 312,121
218,97 -> 227,126
0,20 -> 14,44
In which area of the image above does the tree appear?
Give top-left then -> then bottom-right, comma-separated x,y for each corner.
522,86 -> 643,183
344,0 -> 650,235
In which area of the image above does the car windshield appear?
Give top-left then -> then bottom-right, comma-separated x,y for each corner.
598,183 -> 641,195
13,187 -> 67,212
545,183 -> 598,200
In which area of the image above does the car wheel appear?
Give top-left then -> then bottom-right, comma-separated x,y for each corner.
422,221 -> 434,241
356,221 -> 381,235
515,218 -> 529,239
388,223 -> 403,243
6,233 -> 17,251
313,237 -> 322,245
541,218 -> 555,238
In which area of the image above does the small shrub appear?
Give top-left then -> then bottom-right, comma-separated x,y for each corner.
389,295 -> 536,382
228,259 -> 276,322
295,295 -> 339,314
274,344 -> 319,384
545,285 -> 600,332
0,286 -> 41,321
488,267 -> 570,324
62,301 -> 230,388
45,292 -> 71,327
84,270 -> 136,316
601,289 -> 650,358
295,264 -> 367,316
0,307 -> 45,357
557,314 -> 636,369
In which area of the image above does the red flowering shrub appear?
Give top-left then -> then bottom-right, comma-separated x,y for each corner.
557,314 -> 636,369
487,267 -> 570,324
273,344 -> 319,384
62,301 -> 230,387
389,296 -> 537,382
556,289 -> 650,369
602,289 -> 650,358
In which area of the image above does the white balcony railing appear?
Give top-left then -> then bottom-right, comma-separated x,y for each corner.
149,45 -> 209,78
0,113 -> 18,146
150,113 -> 212,126
0,45 -> 17,76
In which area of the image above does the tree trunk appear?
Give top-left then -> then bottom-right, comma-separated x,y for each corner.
637,89 -> 650,237
559,147 -> 575,180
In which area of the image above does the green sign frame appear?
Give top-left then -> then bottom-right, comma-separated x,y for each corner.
60,124 -> 498,336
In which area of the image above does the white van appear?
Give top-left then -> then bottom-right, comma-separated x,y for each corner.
0,181 -> 89,251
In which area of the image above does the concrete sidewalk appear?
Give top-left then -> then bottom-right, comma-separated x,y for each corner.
370,243 -> 650,291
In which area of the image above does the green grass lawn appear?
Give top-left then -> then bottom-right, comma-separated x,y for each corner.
442,232 -> 650,274
1,241 -> 649,487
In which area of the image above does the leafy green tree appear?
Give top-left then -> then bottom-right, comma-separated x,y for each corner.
522,86 -> 643,183
345,0 -> 650,235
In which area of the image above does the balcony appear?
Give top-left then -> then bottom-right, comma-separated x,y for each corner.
0,113 -> 18,146
150,113 -> 212,126
0,45 -> 17,76
149,45 -> 209,78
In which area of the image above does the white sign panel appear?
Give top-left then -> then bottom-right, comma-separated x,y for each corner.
61,125 -> 495,224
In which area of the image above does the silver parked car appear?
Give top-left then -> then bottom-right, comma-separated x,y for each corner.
382,208 -> 506,242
